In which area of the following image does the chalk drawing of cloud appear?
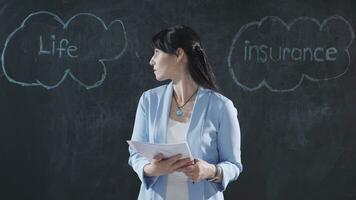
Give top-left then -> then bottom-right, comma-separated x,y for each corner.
1,11 -> 127,89
227,15 -> 354,92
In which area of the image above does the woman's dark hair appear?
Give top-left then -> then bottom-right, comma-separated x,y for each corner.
151,25 -> 220,93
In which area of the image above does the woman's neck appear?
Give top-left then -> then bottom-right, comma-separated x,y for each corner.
172,76 -> 198,105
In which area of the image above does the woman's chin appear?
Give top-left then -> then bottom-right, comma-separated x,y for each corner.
154,75 -> 168,81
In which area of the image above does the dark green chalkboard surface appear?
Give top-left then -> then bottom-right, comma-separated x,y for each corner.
0,0 -> 355,199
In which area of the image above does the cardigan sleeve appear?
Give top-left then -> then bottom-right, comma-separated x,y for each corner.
214,99 -> 243,192
128,92 -> 159,190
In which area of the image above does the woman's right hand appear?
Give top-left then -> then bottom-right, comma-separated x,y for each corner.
143,153 -> 193,177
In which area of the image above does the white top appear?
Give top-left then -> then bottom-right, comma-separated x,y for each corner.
165,118 -> 190,200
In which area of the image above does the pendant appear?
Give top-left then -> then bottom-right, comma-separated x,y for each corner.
176,107 -> 184,117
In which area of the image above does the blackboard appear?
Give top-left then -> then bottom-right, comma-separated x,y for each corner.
0,0 -> 355,200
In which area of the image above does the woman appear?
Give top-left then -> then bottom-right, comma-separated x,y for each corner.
128,25 -> 242,200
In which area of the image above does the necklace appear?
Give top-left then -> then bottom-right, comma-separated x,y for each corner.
173,88 -> 198,117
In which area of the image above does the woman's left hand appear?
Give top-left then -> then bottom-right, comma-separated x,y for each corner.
176,158 -> 215,182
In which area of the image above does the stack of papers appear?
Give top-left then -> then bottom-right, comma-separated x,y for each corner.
127,140 -> 193,161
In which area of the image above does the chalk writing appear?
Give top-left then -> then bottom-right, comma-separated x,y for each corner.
38,35 -> 78,58
243,40 -> 337,63
227,16 -> 354,92
1,11 -> 128,90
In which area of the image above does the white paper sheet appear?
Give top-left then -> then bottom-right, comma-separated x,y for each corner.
127,140 -> 193,161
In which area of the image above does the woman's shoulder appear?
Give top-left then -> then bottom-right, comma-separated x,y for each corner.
206,89 -> 234,106
145,84 -> 167,94
141,83 -> 169,100
207,90 -> 238,116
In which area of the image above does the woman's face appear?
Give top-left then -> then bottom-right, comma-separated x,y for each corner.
149,48 -> 178,81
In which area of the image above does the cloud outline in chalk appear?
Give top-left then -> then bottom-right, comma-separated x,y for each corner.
227,15 -> 355,92
1,11 -> 128,90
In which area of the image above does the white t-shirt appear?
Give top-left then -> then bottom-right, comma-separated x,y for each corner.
165,117 -> 190,200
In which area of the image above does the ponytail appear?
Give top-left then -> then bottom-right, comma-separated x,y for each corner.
189,43 -> 220,92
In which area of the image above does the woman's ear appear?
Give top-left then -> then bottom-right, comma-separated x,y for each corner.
175,48 -> 186,63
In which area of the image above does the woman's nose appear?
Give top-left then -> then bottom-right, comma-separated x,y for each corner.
149,57 -> 155,66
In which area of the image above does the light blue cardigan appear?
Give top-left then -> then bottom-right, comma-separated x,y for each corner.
128,81 -> 243,200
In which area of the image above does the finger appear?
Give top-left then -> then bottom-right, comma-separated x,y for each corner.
154,153 -> 163,160
166,154 -> 182,164
193,158 -> 200,164
172,158 -> 192,169
173,164 -> 187,172
152,153 -> 163,163
175,161 -> 193,172
175,161 -> 194,172
183,171 -> 193,178
187,174 -> 197,182
177,165 -> 195,175
184,165 -> 195,171
183,160 -> 194,167
185,171 -> 195,178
